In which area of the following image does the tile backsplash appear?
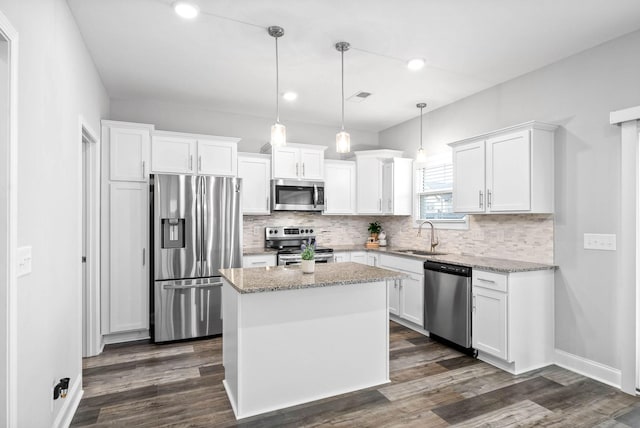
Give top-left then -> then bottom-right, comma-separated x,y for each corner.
243,213 -> 554,264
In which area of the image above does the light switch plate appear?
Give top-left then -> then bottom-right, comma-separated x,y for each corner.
584,233 -> 616,251
17,246 -> 32,276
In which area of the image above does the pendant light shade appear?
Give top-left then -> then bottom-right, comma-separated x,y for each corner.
269,26 -> 286,147
416,102 -> 427,162
335,41 -> 351,154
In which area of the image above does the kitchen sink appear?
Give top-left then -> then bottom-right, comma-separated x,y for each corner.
396,249 -> 447,256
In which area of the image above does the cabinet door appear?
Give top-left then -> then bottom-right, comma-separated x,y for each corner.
272,146 -> 300,179
392,158 -> 414,215
324,161 -> 356,214
198,139 -> 238,176
238,156 -> 270,215
109,182 -> 148,333
486,130 -> 531,212
388,279 -> 400,316
299,148 -> 324,180
333,252 -> 350,263
109,126 -> 150,182
472,286 -> 508,360
399,272 -> 424,326
357,157 -> 383,214
382,162 -> 393,214
351,252 -> 367,264
152,135 -> 196,174
242,254 -> 277,268
452,140 -> 486,213
367,253 -> 379,267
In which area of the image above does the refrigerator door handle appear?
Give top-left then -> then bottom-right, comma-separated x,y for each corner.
163,283 -> 222,290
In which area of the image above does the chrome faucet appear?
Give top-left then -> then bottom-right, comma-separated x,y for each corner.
417,220 -> 439,252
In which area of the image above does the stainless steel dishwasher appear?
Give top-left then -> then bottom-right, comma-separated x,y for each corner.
423,260 -> 473,350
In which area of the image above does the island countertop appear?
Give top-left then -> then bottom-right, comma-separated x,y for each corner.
219,262 -> 406,294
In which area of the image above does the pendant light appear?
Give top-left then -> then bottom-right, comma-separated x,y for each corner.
416,103 -> 427,162
335,41 -> 351,154
269,26 -> 286,147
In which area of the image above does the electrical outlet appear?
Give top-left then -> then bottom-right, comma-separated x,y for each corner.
253,226 -> 261,236
496,230 -> 505,242
584,233 -> 616,251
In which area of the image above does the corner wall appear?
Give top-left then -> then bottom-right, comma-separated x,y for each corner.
380,29 -> 640,370
0,0 -> 109,425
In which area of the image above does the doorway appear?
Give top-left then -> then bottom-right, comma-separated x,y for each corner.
80,121 -> 101,357
0,10 -> 18,428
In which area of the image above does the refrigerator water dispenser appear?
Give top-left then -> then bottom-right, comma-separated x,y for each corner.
161,218 -> 185,248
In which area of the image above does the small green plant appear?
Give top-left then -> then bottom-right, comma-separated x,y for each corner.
368,221 -> 382,235
301,245 -> 315,261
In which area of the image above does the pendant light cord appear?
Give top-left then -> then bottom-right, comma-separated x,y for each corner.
420,105 -> 423,149
275,36 -> 280,123
341,49 -> 345,131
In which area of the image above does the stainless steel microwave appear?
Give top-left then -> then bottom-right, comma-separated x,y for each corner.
271,179 -> 325,212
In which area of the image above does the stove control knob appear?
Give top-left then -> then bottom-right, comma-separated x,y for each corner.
310,229 -> 314,233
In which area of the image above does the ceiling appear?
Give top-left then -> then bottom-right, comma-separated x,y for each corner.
67,0 -> 640,132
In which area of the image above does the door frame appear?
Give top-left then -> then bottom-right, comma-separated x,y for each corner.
610,106 -> 640,394
0,10 -> 18,428
79,116 -> 102,357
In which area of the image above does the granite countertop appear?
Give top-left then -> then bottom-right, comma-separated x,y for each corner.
324,245 -> 555,273
219,262 -> 406,294
243,247 -> 278,256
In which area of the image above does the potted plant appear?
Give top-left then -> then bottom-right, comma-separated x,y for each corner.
368,221 -> 382,240
300,245 -> 315,274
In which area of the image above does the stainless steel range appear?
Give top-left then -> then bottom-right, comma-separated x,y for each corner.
265,226 -> 334,266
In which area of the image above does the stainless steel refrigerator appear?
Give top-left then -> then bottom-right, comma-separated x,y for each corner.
150,174 -> 242,342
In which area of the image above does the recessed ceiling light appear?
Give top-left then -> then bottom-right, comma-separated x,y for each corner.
282,92 -> 298,101
173,2 -> 199,19
407,58 -> 425,71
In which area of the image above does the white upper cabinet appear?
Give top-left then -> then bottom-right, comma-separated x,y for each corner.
105,122 -> 153,182
152,133 -> 197,174
355,150 -> 410,215
198,138 -> 238,176
450,121 -> 556,214
152,131 -> 239,176
271,143 -> 327,180
356,156 -> 383,214
452,140 -> 485,213
382,158 -> 413,215
324,160 -> 356,214
238,153 -> 271,215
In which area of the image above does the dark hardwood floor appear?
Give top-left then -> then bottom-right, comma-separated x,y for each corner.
71,322 -> 640,427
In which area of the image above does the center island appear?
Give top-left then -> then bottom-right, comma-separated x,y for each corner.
218,261 -> 405,419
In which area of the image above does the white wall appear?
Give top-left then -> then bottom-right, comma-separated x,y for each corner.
0,33 -> 8,426
109,98 -> 380,158
0,0 -> 109,426
380,30 -> 640,370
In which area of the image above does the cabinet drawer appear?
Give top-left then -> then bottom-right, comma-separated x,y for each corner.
472,270 -> 507,293
242,254 -> 276,268
379,254 -> 423,274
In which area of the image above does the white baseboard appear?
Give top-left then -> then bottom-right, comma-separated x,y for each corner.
52,376 -> 83,428
554,348 -> 621,389
102,329 -> 150,345
389,315 -> 428,336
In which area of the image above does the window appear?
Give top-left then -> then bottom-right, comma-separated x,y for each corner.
415,153 -> 467,228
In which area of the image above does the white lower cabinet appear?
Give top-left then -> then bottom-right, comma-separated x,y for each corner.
333,252 -> 350,263
351,251 -> 367,264
379,254 -> 424,327
242,254 -> 277,268
367,253 -> 379,267
472,268 -> 554,374
473,285 -> 508,360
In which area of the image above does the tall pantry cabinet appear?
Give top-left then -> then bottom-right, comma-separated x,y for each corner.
101,121 -> 154,344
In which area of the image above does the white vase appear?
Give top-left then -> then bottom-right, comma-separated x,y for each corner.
301,259 -> 315,274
